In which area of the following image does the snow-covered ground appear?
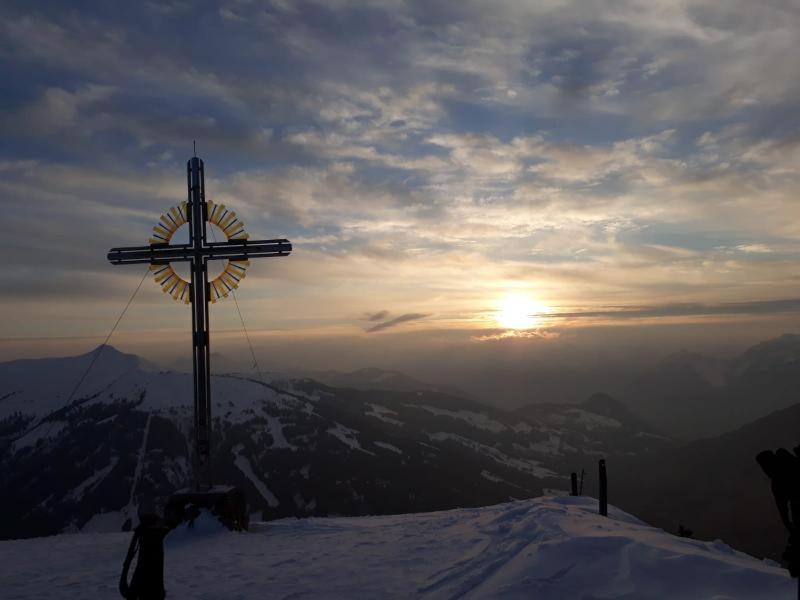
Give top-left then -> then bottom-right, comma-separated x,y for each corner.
1,496 -> 792,599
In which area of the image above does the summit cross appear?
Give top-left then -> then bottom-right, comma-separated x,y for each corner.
107,156 -> 291,491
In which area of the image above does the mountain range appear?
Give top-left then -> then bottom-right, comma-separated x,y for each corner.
0,345 -> 665,540
2,337 -> 798,563
620,334 -> 800,439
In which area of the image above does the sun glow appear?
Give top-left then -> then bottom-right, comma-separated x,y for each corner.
495,294 -> 548,330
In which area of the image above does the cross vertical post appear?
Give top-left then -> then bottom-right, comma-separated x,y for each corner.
188,157 -> 212,490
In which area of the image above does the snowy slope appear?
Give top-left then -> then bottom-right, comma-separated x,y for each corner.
0,345 -> 146,422
1,346 -> 674,541
0,496 -> 791,599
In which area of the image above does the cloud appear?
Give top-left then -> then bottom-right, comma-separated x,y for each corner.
366,313 -> 430,333
1,0 -> 800,344
473,330 -> 561,342
365,310 -> 390,322
11,85 -> 116,135
551,298 -> 800,321
736,244 -> 773,254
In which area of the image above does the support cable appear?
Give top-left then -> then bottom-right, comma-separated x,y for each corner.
63,268 -> 150,408
231,289 -> 265,383
208,226 -> 265,382
8,269 -> 149,447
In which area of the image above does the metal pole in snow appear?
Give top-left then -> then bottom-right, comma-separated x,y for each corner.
599,459 -> 608,517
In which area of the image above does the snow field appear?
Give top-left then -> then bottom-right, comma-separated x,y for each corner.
1,496 -> 792,599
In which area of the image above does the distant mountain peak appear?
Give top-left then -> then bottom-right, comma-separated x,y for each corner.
71,344 -> 156,374
741,333 -> 800,357
87,343 -> 124,356
734,332 -> 800,375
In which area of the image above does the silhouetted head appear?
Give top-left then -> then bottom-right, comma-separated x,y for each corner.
756,450 -> 777,478
776,448 -> 795,469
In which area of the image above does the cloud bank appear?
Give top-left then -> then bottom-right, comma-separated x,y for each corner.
1,0 -> 799,350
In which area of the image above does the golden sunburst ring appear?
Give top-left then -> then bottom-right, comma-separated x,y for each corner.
149,263 -> 191,303
149,202 -> 189,245
149,201 -> 251,304
207,200 -> 249,241
208,259 -> 249,303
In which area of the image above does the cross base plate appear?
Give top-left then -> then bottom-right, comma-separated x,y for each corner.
165,485 -> 249,531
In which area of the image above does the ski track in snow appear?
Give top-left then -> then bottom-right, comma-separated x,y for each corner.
524,434 -> 563,456
427,432 -> 556,478
0,497 -> 792,599
263,413 -> 296,450
232,444 -> 279,508
365,403 -> 404,426
327,422 -> 376,455
374,441 -> 403,454
65,457 -> 120,502
480,470 -> 526,491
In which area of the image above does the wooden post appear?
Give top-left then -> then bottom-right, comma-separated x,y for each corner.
570,472 -> 578,496
599,459 -> 608,516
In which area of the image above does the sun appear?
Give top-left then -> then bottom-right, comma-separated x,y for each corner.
495,293 -> 548,330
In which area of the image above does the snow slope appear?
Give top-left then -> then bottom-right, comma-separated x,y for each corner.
1,496 -> 791,599
3,345 -> 681,541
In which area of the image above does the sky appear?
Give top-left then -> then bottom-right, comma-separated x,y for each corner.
1,1 -> 799,389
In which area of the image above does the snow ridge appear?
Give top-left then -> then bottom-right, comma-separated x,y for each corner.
1,496 -> 792,599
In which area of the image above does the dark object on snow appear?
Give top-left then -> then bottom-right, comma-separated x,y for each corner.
678,524 -> 693,538
579,469 -> 585,496
165,485 -> 248,531
756,449 -> 800,532
119,512 -> 169,600
570,472 -> 578,496
756,448 -> 800,580
599,459 -> 608,517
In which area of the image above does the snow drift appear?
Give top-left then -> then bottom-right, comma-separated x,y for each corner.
0,496 -> 791,599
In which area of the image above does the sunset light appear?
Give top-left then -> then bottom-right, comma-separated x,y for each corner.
495,294 -> 549,330
2,3 -> 799,595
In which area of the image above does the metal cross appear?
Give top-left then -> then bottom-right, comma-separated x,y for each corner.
107,156 -> 291,491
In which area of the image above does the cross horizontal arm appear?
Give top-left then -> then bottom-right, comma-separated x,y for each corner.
107,239 -> 292,265
107,244 -> 192,265
203,239 -> 292,261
